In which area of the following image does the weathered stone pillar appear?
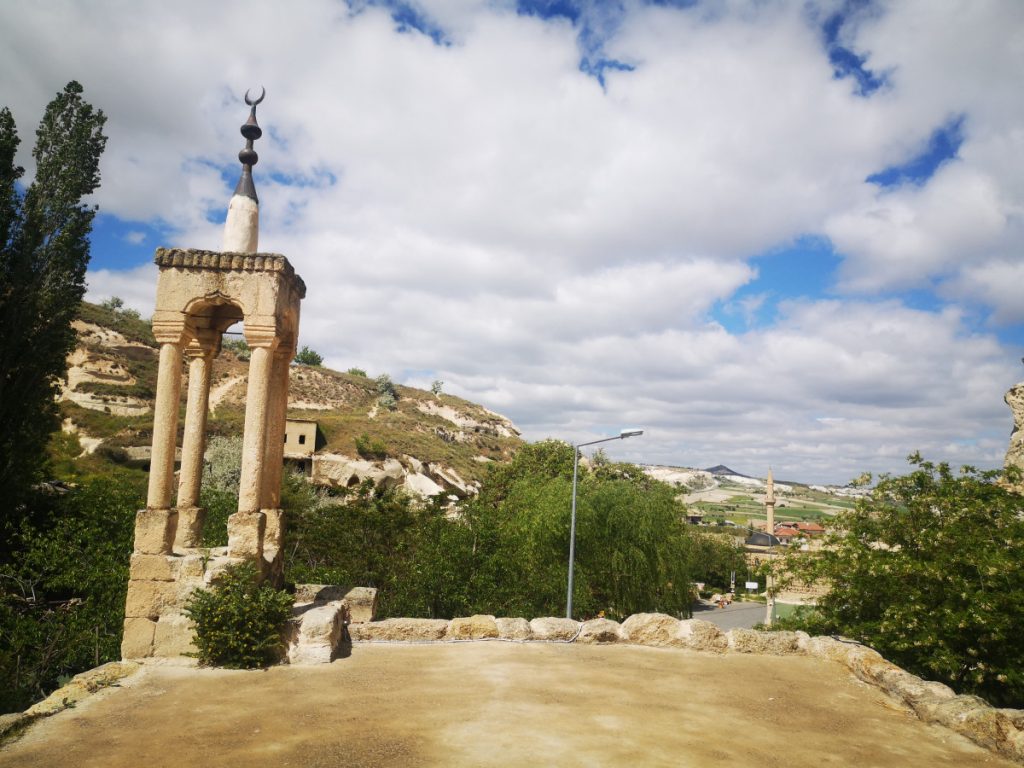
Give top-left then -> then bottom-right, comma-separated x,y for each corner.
260,347 -> 293,585
229,330 -> 278,560
174,333 -> 217,549
148,340 -> 184,510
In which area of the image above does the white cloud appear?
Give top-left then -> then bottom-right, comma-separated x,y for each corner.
1,0 -> 1021,483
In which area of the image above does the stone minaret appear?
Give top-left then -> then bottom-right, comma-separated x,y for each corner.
764,468 -> 776,627
222,88 -> 264,253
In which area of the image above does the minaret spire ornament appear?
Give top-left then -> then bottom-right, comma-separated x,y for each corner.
222,87 -> 265,253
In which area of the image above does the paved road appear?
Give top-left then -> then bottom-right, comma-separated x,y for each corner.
691,599 -> 768,630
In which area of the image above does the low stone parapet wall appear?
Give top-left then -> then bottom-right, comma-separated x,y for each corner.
349,612 -> 1024,764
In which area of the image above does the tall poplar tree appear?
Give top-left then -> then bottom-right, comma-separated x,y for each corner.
0,82 -> 107,529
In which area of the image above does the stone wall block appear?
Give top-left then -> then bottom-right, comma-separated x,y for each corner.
124,579 -> 179,619
129,554 -> 180,582
620,613 -> 684,648
446,615 -> 499,640
121,617 -> 157,658
152,613 -> 198,657
529,617 -> 580,641
288,602 -> 347,664
915,695 -> 1020,761
678,619 -> 728,652
726,628 -> 802,655
133,508 -> 178,555
203,555 -> 246,585
179,554 -> 206,581
343,587 -> 378,624
174,506 -> 206,549
495,617 -> 532,641
577,618 -> 622,644
349,618 -> 450,642
227,511 -> 265,559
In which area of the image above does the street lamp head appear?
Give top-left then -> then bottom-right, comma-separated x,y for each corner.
619,429 -> 643,439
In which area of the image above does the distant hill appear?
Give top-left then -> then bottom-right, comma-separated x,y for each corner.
703,464 -> 751,478
60,301 -> 524,497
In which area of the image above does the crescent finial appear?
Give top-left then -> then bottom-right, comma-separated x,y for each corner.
244,87 -> 266,107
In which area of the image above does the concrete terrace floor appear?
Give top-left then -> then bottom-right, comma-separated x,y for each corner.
2,643 -> 1013,768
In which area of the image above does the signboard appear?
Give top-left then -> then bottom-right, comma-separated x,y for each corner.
744,581 -> 759,591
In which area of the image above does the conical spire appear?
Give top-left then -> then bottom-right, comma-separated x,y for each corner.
222,88 -> 265,253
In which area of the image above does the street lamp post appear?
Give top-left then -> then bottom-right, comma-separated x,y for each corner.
566,428 -> 644,619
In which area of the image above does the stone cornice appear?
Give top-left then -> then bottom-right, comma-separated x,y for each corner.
154,248 -> 306,299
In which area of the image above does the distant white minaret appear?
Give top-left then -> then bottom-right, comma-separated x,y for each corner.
764,467 -> 776,627
223,88 -> 264,253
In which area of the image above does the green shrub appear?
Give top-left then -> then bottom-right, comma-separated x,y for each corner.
346,367 -> 367,377
183,563 -> 293,669
354,433 -> 388,460
293,346 -> 323,366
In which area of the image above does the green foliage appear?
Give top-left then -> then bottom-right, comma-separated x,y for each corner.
285,441 -> 745,622
183,562 -> 293,669
76,300 -> 154,346
0,82 -> 107,530
375,373 -> 398,410
98,295 -> 140,321
293,345 -> 323,366
197,436 -> 243,547
431,379 -> 443,395
221,336 -> 249,361
0,476 -> 138,713
346,367 -> 367,377
354,433 -> 388,460
778,455 -> 1024,707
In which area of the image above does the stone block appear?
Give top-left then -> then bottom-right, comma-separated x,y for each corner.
446,615 -> 499,640
577,618 -> 622,644
129,554 -> 180,582
529,617 -> 580,641
227,511 -> 265,559
133,508 -> 178,555
915,695 -> 1018,759
349,618 -> 449,642
295,584 -> 348,603
262,508 -> 284,550
678,619 -> 728,652
173,506 -> 206,549
152,614 -> 197,657
343,587 -> 378,623
121,617 -> 157,658
179,554 -> 206,581
726,628 -> 802,655
620,613 -> 684,648
204,555 -> 245,584
495,617 -> 532,641
124,579 -> 180,619
289,602 -> 346,664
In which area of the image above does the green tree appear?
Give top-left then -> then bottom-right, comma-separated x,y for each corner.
778,455 -> 1024,707
293,345 -> 323,366
0,81 -> 107,527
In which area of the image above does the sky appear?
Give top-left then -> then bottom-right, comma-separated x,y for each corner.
1,0 -> 1022,484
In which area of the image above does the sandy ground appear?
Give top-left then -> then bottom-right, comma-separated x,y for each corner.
1,643 -> 1013,768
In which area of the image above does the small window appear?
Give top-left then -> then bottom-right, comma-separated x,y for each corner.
283,433 -> 288,443
299,434 -> 306,445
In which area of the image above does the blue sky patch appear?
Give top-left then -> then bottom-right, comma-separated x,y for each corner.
867,115 -> 965,188
821,1 -> 887,96
89,213 -> 171,271
711,236 -> 842,332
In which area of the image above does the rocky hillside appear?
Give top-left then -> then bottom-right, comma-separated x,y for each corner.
59,302 -> 523,497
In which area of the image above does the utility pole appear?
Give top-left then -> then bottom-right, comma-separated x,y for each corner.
764,468 -> 776,627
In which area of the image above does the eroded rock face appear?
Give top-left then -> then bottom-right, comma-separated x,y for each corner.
726,628 -> 802,655
1005,383 -> 1024,489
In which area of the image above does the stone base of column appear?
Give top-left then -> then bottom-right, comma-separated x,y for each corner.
261,508 -> 285,587
227,511 -> 266,560
173,506 -> 207,549
133,508 -> 179,555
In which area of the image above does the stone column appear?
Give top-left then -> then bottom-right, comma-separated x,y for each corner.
260,347 -> 292,585
174,333 -> 217,549
228,330 -> 278,560
764,468 -> 776,627
134,335 -> 186,557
